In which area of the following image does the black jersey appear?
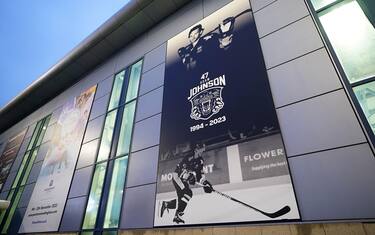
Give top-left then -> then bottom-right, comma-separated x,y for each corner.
175,155 -> 204,184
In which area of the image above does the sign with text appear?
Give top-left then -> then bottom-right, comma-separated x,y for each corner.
19,86 -> 96,233
155,0 -> 299,226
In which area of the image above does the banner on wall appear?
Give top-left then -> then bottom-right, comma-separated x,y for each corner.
154,0 -> 300,226
19,86 -> 96,233
0,129 -> 27,190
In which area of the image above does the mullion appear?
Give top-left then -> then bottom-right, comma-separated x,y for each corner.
95,88 -> 128,229
351,76 -> 375,88
306,0 -> 375,149
315,0 -> 346,12
0,115 -> 50,233
94,63 -> 135,230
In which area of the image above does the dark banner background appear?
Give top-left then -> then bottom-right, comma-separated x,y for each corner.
160,5 -> 279,161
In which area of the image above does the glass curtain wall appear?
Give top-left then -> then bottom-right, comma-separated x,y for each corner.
0,115 -> 50,233
81,59 -> 143,233
309,0 -> 375,137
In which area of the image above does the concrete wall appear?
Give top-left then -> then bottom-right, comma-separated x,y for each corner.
1,0 -> 375,233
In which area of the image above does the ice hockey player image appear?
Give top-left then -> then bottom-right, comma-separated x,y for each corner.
160,143 -> 213,224
178,17 -> 235,71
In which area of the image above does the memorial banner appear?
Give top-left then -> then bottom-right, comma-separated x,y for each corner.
155,0 -> 300,226
19,86 -> 96,233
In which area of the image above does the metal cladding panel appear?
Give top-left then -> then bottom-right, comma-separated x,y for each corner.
126,145 -> 159,187
139,62 -> 165,96
290,144 -> 375,220
120,183 -> 156,229
68,166 -> 94,198
59,197 -> 87,232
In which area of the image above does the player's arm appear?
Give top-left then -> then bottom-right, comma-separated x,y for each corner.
196,157 -> 213,193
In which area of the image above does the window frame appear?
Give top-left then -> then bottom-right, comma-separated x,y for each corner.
306,0 -> 375,150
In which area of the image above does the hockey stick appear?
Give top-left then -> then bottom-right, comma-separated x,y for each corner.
212,189 -> 291,219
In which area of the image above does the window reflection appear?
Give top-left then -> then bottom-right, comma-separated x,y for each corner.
108,71 -> 125,111
125,60 -> 143,102
82,162 -> 107,229
319,0 -> 375,83
116,101 -> 136,157
97,110 -> 118,162
354,82 -> 375,134
103,156 -> 128,228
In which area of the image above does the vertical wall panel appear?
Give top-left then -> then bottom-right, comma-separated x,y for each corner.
126,146 -> 159,187
120,183 -> 156,229
59,196 -> 87,232
95,76 -> 114,100
76,139 -> 100,169
18,183 -> 35,208
89,94 -> 110,121
203,0 -> 232,17
289,144 -> 375,220
268,48 -> 342,108
277,90 -> 366,156
135,87 -> 163,122
26,161 -> 43,184
253,0 -> 309,37
250,0 -> 276,12
260,16 -> 323,69
34,142 -> 50,163
131,114 -> 161,152
83,115 -> 105,144
143,43 -> 167,73
68,166 -> 94,198
139,63 -> 165,96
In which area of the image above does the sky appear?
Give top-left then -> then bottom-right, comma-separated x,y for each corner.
0,0 -> 130,109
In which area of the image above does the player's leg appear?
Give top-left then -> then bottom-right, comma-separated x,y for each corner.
160,175 -> 181,217
173,182 -> 192,224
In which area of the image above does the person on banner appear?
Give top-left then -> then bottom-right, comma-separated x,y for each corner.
178,17 -> 235,71
160,143 -> 214,224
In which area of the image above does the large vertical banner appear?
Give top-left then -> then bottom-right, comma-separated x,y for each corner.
0,129 -> 27,190
19,86 -> 96,233
155,0 -> 300,226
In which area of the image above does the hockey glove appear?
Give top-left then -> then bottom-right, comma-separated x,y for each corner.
202,180 -> 213,193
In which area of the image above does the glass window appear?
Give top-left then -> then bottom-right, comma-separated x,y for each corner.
20,148 -> 39,186
319,0 -> 375,83
35,116 -> 51,147
0,190 -> 13,224
108,71 -> 125,111
116,101 -> 136,157
125,60 -> 143,102
1,187 -> 23,233
82,162 -> 108,229
311,0 -> 338,10
27,121 -> 42,151
11,151 -> 30,189
354,82 -> 375,134
103,156 -> 128,228
97,110 -> 118,162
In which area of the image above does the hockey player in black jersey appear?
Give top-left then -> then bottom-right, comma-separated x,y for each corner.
178,17 -> 235,71
160,143 -> 213,224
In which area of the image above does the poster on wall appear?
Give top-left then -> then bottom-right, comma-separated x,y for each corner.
19,86 -> 96,233
154,0 -> 300,226
0,129 -> 27,191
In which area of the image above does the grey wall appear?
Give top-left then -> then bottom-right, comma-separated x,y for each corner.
250,0 -> 375,220
0,0 -> 374,233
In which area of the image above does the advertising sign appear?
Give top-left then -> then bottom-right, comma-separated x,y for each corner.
155,0 -> 300,226
0,129 -> 27,190
19,86 -> 96,233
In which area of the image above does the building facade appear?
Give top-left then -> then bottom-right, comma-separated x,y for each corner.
0,0 -> 374,234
